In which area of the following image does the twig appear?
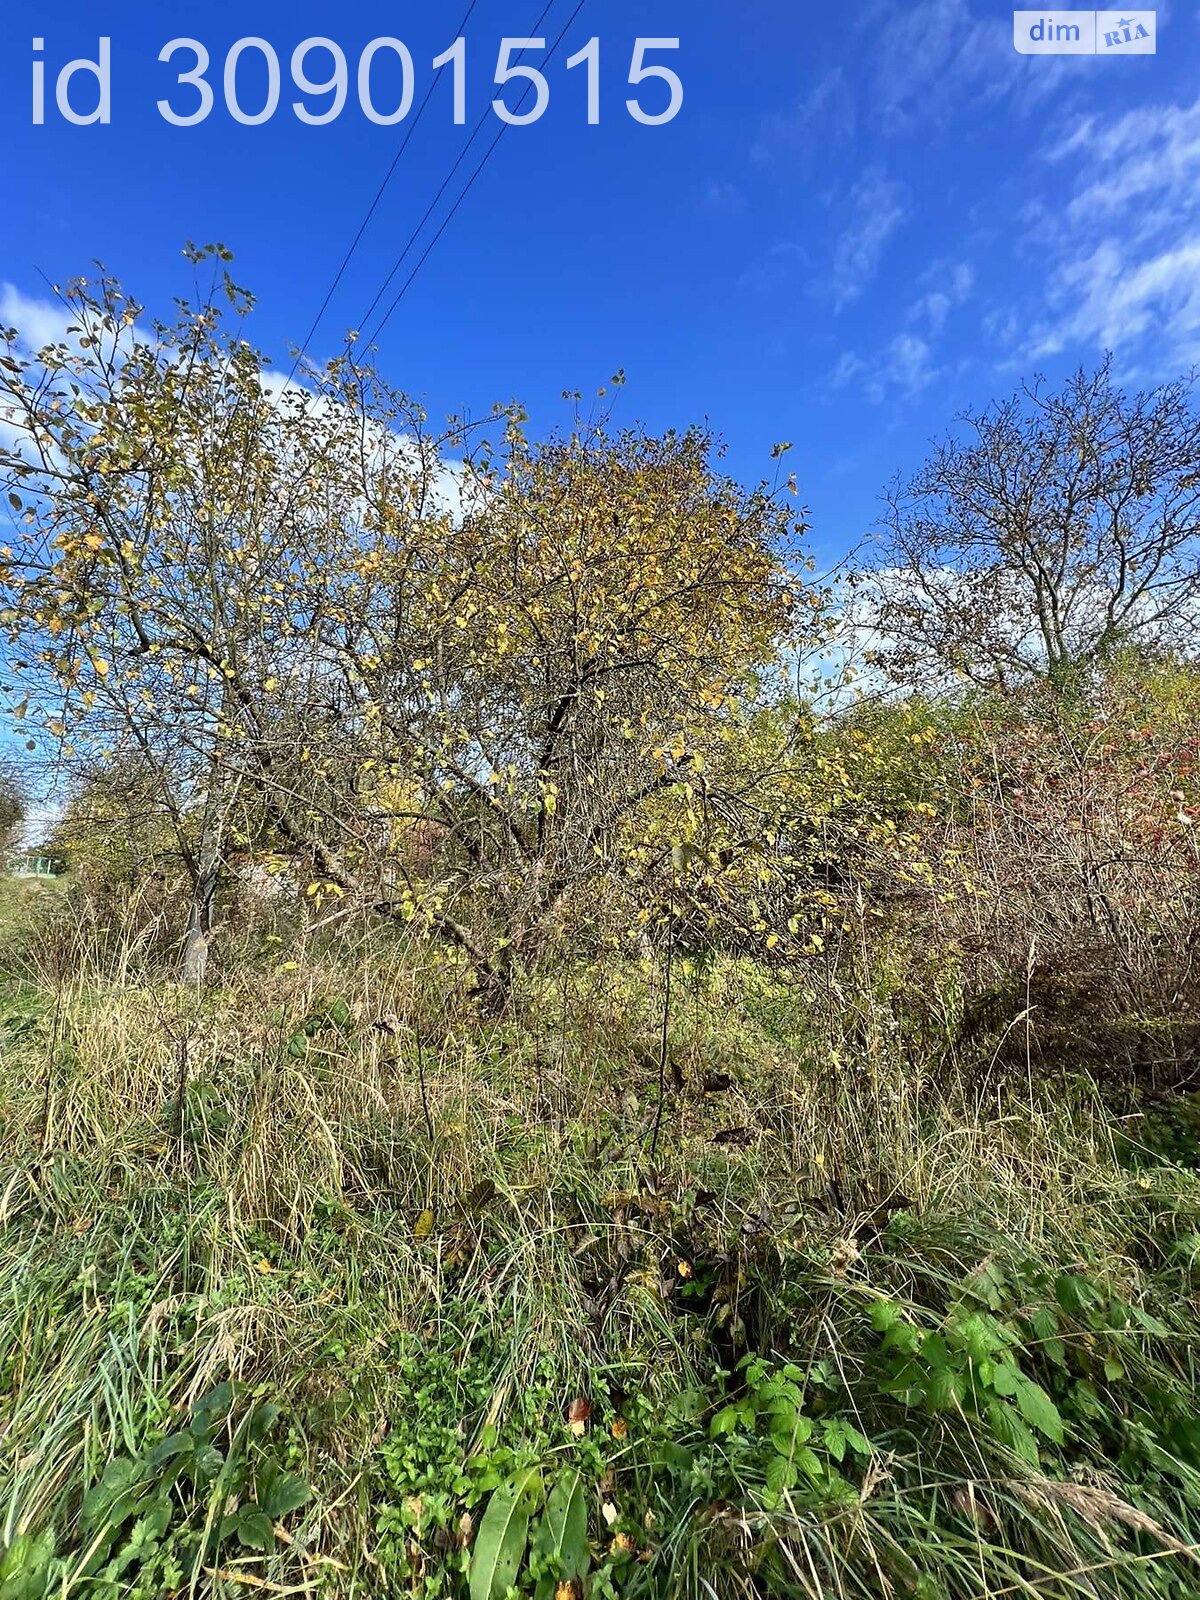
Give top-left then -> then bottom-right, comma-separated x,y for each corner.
649,927 -> 674,1164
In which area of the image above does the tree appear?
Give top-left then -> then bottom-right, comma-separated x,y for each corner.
862,360 -> 1200,692
48,753 -> 183,890
0,248 -> 449,982
0,253 -> 822,995
275,417 -> 819,999
0,752 -> 26,850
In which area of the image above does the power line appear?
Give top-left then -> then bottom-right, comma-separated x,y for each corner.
285,0 -> 482,384
353,0 -> 561,341
363,0 -> 588,346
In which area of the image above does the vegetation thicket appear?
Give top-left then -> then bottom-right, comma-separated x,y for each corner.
1,253 -> 1199,1600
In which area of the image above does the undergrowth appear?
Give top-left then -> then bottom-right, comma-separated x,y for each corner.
1,932 -> 1199,1598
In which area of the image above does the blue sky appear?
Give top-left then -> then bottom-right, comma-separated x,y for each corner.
2,1 -> 1199,567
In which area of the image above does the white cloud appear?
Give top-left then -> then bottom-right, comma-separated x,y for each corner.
830,259 -> 971,403
1029,95 -> 1200,369
832,168 -> 909,311
0,282 -> 476,526
866,0 -> 1078,130
0,284 -> 79,352
909,260 -> 974,336
832,331 -> 939,404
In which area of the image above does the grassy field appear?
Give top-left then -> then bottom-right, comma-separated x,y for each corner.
1,896 -> 1199,1600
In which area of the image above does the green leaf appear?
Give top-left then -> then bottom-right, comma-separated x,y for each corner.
236,1509 -> 276,1553
322,997 -> 352,1030
869,1300 -> 901,1333
768,1404 -> 809,1452
1131,1306 -> 1171,1337
841,1421 -> 873,1456
825,1418 -> 873,1458
666,1390 -> 705,1425
1014,1378 -> 1063,1444
987,1400 -> 1039,1465
81,1458 -> 151,1534
188,1443 -> 225,1485
962,1261 -> 1007,1311
470,1469 -> 542,1600
1055,1274 -> 1101,1317
764,1452 -> 796,1501
881,1320 -> 922,1357
246,1402 -> 282,1445
257,1464 -> 311,1520
534,1469 -> 589,1582
924,1366 -> 965,1414
145,1432 -> 194,1472
822,1420 -> 848,1462
989,1363 -> 1019,1398
0,1530 -> 56,1600
191,1382 -> 236,1431
710,1403 -> 750,1438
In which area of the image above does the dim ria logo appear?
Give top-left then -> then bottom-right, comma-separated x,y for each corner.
1013,11 -> 1156,53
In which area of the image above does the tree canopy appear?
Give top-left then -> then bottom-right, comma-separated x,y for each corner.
861,360 -> 1200,692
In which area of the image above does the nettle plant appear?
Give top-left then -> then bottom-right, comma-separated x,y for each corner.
869,1297 -> 1065,1466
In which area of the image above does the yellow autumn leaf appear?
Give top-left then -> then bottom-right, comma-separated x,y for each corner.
413,1209 -> 435,1240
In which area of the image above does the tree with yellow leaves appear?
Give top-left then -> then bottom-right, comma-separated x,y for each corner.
0,251 -> 824,995
0,248 -> 407,980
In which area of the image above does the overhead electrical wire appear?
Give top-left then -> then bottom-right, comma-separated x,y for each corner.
361,0 -> 589,346
283,0 -> 483,385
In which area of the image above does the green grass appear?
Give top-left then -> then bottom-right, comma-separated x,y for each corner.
1,937 -> 1199,1598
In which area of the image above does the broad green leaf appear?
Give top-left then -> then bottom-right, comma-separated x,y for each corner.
1055,1274 -> 1101,1317
144,1432 -> 194,1472
236,1508 -> 276,1553
989,1363 -> 1019,1398
246,1402 -> 282,1444
534,1469 -> 589,1581
987,1400 -> 1039,1465
257,1464 -> 311,1520
764,1452 -> 796,1501
0,1529 -> 56,1600
1015,1378 -> 1063,1443
470,1468 -> 542,1600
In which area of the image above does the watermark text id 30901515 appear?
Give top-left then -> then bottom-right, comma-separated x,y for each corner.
30,35 -> 683,128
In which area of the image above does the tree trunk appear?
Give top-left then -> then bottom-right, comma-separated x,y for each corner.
180,827 -> 221,987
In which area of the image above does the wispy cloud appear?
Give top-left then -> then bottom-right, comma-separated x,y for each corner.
736,241 -> 810,297
751,68 -> 856,164
698,179 -> 747,216
865,0 -> 1077,130
830,258 -> 973,402
831,168 -> 909,311
1028,95 -> 1200,369
832,332 -> 939,404
909,259 -> 974,336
